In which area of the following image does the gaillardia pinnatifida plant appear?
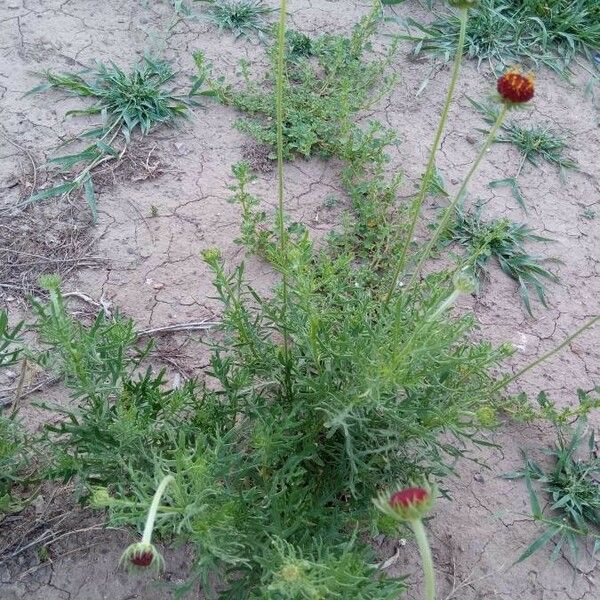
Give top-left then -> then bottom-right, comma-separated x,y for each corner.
497,67 -> 535,105
119,475 -> 174,573
375,482 -> 437,600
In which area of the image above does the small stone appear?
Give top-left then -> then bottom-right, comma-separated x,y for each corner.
474,473 -> 484,483
450,178 -> 459,185
466,134 -> 477,145
153,282 -> 165,290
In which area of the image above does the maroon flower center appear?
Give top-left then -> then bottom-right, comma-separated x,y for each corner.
389,487 -> 429,508
497,69 -> 535,103
130,550 -> 154,567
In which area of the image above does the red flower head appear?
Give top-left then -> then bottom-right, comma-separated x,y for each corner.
120,541 -> 164,572
390,487 -> 429,509
130,549 -> 154,568
373,482 -> 436,523
497,68 -> 535,104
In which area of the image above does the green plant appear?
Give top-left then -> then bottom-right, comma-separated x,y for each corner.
469,97 -> 577,209
27,57 -> 208,219
198,0 -> 275,40
0,312 -> 28,513
284,29 -> 314,61
506,420 -> 600,563
214,1 -> 398,160
400,0 -> 600,74
24,3 -> 600,597
0,413 -> 30,513
581,206 -> 596,220
446,206 -> 559,313
0,310 -> 23,368
503,387 -> 600,424
31,54 -> 520,596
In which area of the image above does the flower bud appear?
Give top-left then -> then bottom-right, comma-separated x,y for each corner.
497,67 -> 535,105
89,487 -> 114,508
373,481 -> 436,523
452,270 -> 476,294
201,248 -> 222,264
120,542 -> 164,572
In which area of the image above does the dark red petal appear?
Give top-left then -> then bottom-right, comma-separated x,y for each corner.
497,71 -> 535,103
130,550 -> 154,567
389,487 -> 429,508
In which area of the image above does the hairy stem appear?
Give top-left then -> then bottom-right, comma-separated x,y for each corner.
407,102 -> 509,290
410,519 -> 436,600
142,475 -> 174,545
385,7 -> 469,305
275,0 -> 291,382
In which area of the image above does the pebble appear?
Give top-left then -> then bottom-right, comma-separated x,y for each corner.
474,473 -> 485,483
466,134 -> 477,145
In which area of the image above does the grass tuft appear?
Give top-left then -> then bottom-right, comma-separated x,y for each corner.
198,0 -> 275,40
400,0 -> 600,74
506,416 -> 600,563
27,57 -> 205,218
447,206 -> 559,314
469,97 -> 577,209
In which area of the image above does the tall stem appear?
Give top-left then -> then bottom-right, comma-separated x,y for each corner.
492,314 -> 600,394
275,0 -> 291,377
410,519 -> 436,600
142,475 -> 174,545
406,102 -> 508,291
384,7 -> 469,305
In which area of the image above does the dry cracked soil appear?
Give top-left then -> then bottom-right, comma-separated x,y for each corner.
0,0 -> 599,599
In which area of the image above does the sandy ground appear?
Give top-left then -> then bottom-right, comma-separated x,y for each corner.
1,0 -> 599,598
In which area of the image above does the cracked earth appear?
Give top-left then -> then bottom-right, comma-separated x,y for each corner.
1,0 -> 599,598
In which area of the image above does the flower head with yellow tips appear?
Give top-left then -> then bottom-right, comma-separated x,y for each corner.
497,67 -> 535,105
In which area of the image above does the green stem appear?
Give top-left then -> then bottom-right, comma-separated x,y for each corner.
275,0 -> 291,378
384,7 -> 469,305
492,314 -> 600,394
410,519 -> 436,600
142,475 -> 174,545
407,102 -> 509,291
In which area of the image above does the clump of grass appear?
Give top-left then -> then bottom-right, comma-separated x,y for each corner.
470,99 -> 577,172
506,417 -> 600,563
214,2 -> 398,159
447,206 -> 559,313
401,0 -> 600,73
198,0 -> 275,40
469,98 -> 577,209
27,57 -> 207,219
